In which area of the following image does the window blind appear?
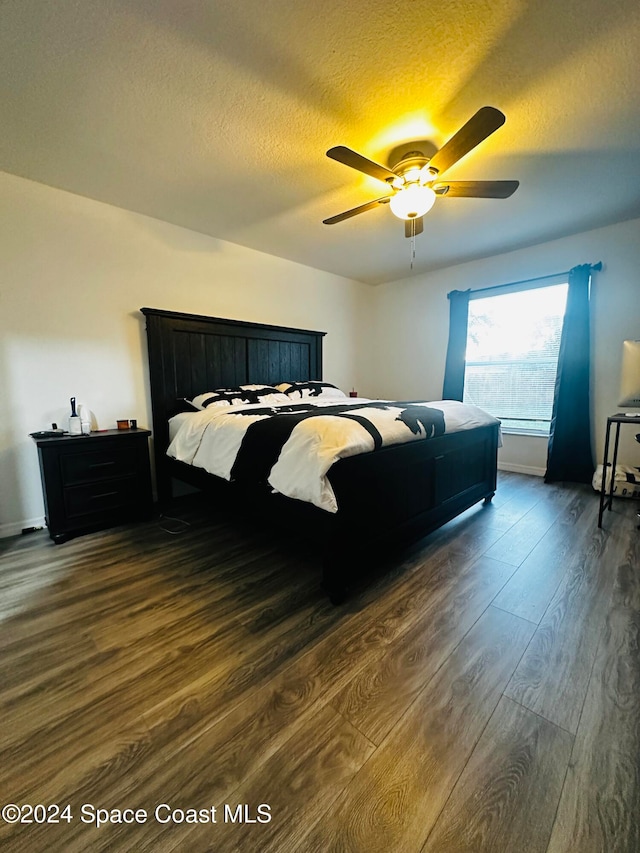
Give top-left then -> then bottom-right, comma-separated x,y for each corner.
462,283 -> 569,434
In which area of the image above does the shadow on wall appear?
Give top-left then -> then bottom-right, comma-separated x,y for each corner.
134,308 -> 158,500
0,341 -> 44,536
0,443 -> 34,536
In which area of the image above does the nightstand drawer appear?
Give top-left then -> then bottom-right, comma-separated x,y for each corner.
64,477 -> 138,519
61,447 -> 139,485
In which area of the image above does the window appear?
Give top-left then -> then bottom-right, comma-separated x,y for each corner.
462,280 -> 569,435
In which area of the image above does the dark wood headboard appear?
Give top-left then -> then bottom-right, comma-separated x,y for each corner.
140,307 -> 326,494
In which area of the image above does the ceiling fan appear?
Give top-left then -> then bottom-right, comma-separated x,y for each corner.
323,106 -> 518,238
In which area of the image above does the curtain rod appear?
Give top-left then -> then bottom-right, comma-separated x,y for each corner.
462,261 -> 603,297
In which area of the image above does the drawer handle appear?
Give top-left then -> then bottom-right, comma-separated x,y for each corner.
90,491 -> 120,500
89,461 -> 116,468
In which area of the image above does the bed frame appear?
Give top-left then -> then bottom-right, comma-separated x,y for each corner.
141,307 -> 498,602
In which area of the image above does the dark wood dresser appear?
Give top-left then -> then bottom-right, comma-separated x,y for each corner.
32,428 -> 153,543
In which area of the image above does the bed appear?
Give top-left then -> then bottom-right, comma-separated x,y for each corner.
141,307 -> 499,602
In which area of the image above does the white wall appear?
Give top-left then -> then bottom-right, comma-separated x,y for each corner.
366,217 -> 640,476
0,172 -> 369,536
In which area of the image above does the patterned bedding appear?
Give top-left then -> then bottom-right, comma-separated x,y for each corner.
168,398 -> 501,513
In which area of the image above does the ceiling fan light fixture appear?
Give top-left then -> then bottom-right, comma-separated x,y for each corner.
420,164 -> 438,184
389,184 -> 436,220
403,166 -> 422,184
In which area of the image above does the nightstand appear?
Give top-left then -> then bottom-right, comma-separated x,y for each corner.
32,428 -> 153,543
597,413 -> 640,528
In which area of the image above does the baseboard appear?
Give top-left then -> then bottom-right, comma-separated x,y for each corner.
0,516 -> 46,539
498,462 -> 545,477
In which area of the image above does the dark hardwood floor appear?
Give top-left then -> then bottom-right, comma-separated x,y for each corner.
0,472 -> 638,852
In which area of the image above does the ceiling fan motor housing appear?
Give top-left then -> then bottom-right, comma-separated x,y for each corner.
391,151 -> 433,178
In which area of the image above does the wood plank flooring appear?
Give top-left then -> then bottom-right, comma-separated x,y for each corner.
0,472 -> 638,852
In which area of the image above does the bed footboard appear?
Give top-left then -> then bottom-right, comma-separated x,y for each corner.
319,423 -> 499,601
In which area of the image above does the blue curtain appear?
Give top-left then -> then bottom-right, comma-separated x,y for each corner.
545,264 -> 594,483
442,289 -> 471,400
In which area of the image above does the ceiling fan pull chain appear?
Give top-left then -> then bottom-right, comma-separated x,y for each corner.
410,222 -> 416,268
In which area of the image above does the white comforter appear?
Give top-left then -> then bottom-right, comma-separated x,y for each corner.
167,398 -> 500,513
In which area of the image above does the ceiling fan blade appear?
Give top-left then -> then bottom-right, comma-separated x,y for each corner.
428,107 -> 506,176
404,217 -> 424,238
323,196 -> 391,225
326,146 -> 398,184
434,180 -> 519,198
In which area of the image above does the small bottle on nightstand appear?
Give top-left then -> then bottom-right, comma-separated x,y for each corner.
68,396 -> 82,434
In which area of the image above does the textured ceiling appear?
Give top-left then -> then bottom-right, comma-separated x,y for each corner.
2,0 -> 640,284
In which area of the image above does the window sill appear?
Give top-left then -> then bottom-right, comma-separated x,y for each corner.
500,428 -> 550,438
